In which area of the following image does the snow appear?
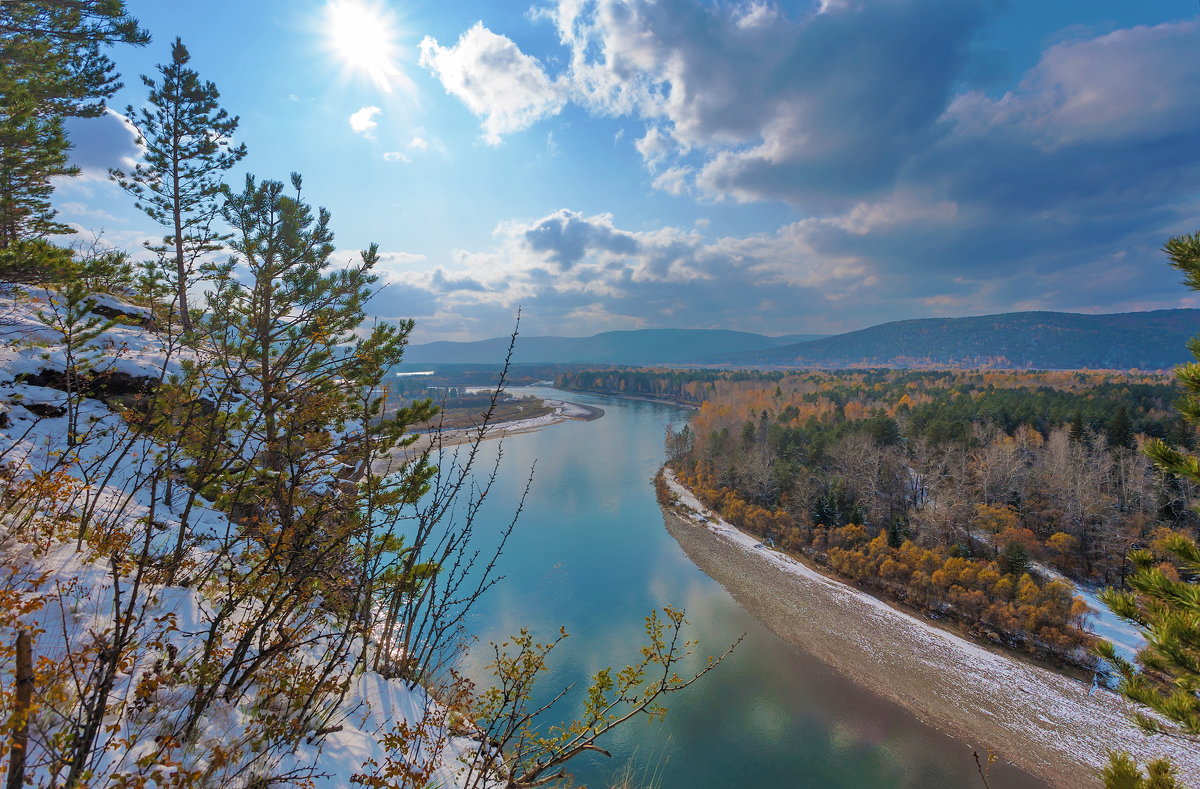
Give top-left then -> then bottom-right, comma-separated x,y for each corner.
420,397 -> 595,442
1073,585 -> 1145,662
88,291 -> 152,318
542,398 -> 591,420
481,398 -> 595,432
0,286 -> 487,787
662,469 -> 1200,784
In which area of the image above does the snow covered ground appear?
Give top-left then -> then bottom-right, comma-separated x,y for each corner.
0,286 -> 485,787
542,398 -> 601,421
1074,585 -> 1145,663
661,469 -> 1200,788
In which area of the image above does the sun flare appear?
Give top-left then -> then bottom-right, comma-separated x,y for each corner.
324,0 -> 404,93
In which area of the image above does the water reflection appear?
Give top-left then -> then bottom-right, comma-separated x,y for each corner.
441,388 -> 1049,789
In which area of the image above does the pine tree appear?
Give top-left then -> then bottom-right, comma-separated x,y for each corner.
1167,417 -> 1195,452
35,281 -> 118,448
1107,406 -> 1134,450
178,172 -> 435,735
202,172 -> 414,530
1102,753 -> 1181,789
0,1 -> 147,249
111,37 -> 246,334
1070,409 -> 1087,444
999,539 -> 1030,577
1097,230 -> 1200,788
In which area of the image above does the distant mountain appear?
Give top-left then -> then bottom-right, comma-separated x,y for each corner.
405,329 -> 827,365
717,309 -> 1200,370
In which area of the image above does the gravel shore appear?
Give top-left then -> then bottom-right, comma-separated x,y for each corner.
660,470 -> 1200,789
371,397 -> 603,476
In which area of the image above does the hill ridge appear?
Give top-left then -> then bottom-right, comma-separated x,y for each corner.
404,328 -> 825,365
404,309 -> 1200,369
716,308 -> 1200,370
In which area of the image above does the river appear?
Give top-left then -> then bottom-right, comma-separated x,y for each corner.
443,386 -> 1049,789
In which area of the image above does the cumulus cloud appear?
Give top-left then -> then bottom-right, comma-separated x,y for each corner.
430,268 -> 487,292
652,166 -> 693,196
523,209 -> 640,268
943,20 -> 1200,149
429,0 -> 985,204
374,209 -> 868,337
634,126 -> 674,168
63,109 -> 142,180
402,5 -> 1200,337
375,187 -> 1200,340
543,4 -> 1199,295
419,23 -> 565,144
426,3 -> 1198,216
735,2 -> 777,29
349,105 -> 381,136
374,251 -> 428,279
872,20 -> 1200,290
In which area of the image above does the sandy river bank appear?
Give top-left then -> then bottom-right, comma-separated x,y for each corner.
371,397 -> 603,476
659,469 -> 1199,789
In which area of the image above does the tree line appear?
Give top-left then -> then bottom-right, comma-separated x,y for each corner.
647,368 -> 1200,668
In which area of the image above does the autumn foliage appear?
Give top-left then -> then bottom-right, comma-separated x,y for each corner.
675,466 -> 1094,662
637,367 -> 1200,667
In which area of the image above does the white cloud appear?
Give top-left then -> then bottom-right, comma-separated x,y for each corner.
377,208 -> 864,338
64,108 -> 142,181
372,251 -> 430,289
349,105 -> 381,136
817,0 -> 853,13
376,251 -> 428,273
735,2 -> 777,29
826,193 -> 959,236
419,23 -> 566,144
58,201 -> 119,222
428,0 -> 978,210
383,133 -> 439,161
942,19 -> 1200,149
651,166 -> 693,196
399,5 -> 1200,338
368,192 -> 1200,341
634,126 -> 675,168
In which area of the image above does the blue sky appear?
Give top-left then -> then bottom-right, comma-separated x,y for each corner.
57,0 -> 1200,342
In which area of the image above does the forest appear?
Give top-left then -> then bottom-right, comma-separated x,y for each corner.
646,369 -> 1199,667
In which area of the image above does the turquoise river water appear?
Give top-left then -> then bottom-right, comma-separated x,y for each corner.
439,386 -> 1049,789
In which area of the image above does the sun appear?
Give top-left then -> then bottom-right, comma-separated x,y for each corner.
324,0 -> 407,93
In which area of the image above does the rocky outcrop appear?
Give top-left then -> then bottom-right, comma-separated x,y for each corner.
17,368 -> 159,408
89,302 -> 155,329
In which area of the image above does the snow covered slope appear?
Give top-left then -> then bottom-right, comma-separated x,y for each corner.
0,285 -> 485,787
